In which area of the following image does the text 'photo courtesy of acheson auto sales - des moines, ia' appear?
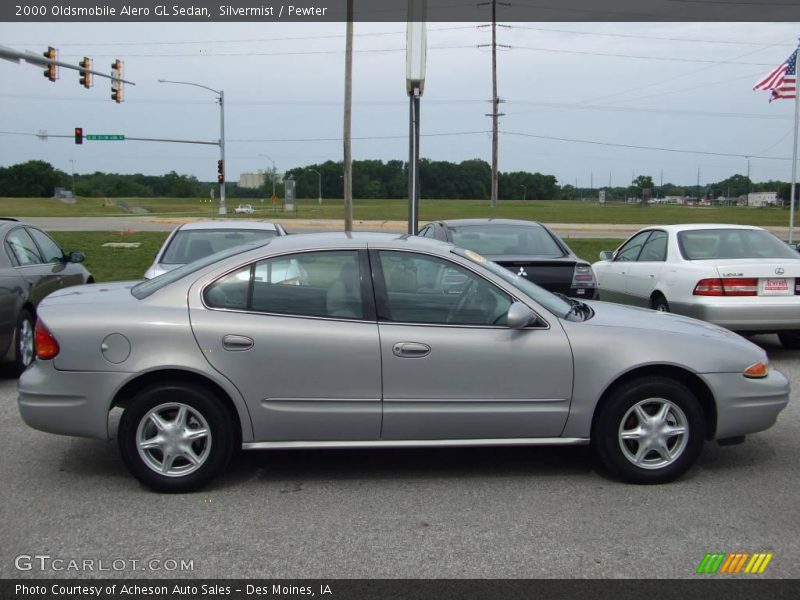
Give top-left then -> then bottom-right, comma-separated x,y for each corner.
16,233 -> 789,492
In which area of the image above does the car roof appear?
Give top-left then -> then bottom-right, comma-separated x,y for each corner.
176,220 -> 280,231
244,231 -> 452,252
436,218 -> 545,228
643,223 -> 765,233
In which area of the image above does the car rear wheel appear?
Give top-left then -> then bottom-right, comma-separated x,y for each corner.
118,383 -> 235,493
14,309 -> 35,375
652,294 -> 670,313
592,377 -> 705,484
778,331 -> 800,349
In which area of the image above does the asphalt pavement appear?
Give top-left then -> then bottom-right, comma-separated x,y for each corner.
0,336 -> 798,579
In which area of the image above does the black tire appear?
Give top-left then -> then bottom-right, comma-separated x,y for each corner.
14,309 -> 35,376
592,377 -> 705,484
778,331 -> 800,350
118,383 -> 236,493
652,294 -> 670,313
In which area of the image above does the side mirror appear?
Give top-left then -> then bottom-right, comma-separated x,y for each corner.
507,301 -> 536,330
68,251 -> 85,264
598,250 -> 614,261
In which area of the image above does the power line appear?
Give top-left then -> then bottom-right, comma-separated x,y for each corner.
55,44 -> 474,58
510,44 -> 774,66
505,101 -> 790,121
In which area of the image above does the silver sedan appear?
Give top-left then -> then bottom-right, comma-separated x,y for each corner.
18,233 -> 790,492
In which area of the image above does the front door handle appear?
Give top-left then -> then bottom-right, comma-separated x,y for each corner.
392,342 -> 431,358
222,334 -> 254,351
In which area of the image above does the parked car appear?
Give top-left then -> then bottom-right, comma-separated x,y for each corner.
0,218 -> 92,374
592,224 -> 800,348
19,233 -> 788,492
143,220 -> 287,279
419,219 -> 597,298
234,204 -> 254,214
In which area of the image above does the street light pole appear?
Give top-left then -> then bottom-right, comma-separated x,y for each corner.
259,154 -> 277,197
158,78 -> 226,215
69,159 -> 75,198
308,168 -> 322,206
520,184 -> 526,201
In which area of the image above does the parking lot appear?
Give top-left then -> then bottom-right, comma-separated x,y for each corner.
0,335 -> 798,580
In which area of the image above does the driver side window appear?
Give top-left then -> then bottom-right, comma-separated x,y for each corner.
378,251 -> 512,326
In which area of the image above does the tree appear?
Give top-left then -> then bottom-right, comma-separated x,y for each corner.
0,160 -> 66,197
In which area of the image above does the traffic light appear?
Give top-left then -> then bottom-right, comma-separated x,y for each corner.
74,127 -> 83,145
43,47 -> 57,82
217,160 -> 225,184
110,59 -> 123,103
78,57 -> 92,89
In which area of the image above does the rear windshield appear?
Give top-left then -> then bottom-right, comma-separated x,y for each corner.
132,240 -> 269,299
161,228 -> 278,265
449,224 -> 566,257
678,229 -> 799,260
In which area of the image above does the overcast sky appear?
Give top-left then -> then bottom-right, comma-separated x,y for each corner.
1,21 -> 799,188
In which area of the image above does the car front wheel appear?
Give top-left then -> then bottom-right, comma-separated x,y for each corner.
14,309 -> 35,375
118,383 -> 236,493
592,377 -> 705,484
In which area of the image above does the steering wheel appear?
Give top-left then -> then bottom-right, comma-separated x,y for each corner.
446,279 -> 477,324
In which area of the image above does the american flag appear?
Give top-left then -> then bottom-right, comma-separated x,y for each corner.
753,51 -> 797,102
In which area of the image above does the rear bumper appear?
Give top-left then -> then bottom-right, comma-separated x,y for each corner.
699,369 -> 790,439
671,298 -> 800,332
18,360 -> 129,440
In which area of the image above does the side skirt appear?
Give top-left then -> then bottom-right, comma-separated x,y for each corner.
242,437 -> 589,450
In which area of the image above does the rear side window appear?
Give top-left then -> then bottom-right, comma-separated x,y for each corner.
678,229 -> 800,260
5,228 -> 42,266
615,231 -> 652,262
205,251 -> 366,320
638,231 -> 667,262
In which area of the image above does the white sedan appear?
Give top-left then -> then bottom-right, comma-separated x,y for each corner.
592,224 -> 800,349
234,204 -> 254,214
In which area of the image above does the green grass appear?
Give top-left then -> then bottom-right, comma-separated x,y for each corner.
46,230 -> 623,283
49,231 -> 168,282
2,197 -> 795,226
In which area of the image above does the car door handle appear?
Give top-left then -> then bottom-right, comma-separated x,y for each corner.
392,342 -> 431,358
222,334 -> 254,351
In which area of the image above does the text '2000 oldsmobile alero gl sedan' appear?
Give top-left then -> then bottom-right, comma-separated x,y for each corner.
18,233 -> 790,492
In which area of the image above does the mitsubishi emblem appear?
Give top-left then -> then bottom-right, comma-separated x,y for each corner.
517,267 -> 528,277
775,267 -> 785,275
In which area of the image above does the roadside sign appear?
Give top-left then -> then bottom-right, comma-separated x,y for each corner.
86,134 -> 125,141
599,190 -> 606,204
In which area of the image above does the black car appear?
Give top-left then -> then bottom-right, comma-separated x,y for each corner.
0,219 -> 92,374
419,219 -> 597,299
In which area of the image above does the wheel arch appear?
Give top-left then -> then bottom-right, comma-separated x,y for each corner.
649,289 -> 667,307
110,369 -> 249,444
591,364 -> 717,440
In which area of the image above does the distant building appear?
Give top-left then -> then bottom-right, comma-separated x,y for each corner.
663,195 -> 684,205
238,171 -> 266,189
747,191 -> 782,207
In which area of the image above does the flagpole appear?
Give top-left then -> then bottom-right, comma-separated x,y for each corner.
789,41 -> 800,244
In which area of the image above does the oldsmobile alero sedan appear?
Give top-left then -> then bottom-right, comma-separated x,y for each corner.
18,233 -> 789,492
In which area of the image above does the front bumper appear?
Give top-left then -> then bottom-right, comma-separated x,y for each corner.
671,298 -> 800,332
699,369 -> 790,439
18,360 -> 129,440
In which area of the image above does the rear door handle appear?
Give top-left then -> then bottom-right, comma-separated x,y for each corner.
222,334 -> 254,351
392,342 -> 431,358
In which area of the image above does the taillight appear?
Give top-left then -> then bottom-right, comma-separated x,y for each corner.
693,278 -> 758,297
34,320 -> 59,360
572,264 -> 597,288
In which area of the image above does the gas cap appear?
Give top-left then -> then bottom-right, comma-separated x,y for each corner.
101,333 -> 131,364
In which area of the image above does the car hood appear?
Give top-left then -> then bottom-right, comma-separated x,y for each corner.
41,280 -> 141,306
579,299 -> 745,340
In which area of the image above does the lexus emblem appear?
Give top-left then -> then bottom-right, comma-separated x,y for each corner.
517,267 -> 528,277
775,267 -> 785,275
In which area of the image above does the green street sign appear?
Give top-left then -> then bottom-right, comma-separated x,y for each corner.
86,134 -> 125,141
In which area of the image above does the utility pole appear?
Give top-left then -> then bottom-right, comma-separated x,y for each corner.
697,167 -> 701,199
343,0 -> 354,232
478,1 -> 508,208
68,159 -> 75,197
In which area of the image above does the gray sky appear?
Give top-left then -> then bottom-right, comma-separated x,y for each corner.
1,21 -> 799,187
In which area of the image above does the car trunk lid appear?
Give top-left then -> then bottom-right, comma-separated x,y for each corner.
488,255 -> 582,294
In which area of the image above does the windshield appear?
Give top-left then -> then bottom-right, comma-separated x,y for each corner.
455,248 -> 573,318
132,240 -> 270,299
678,229 -> 800,261
160,228 -> 278,265
449,224 -> 566,257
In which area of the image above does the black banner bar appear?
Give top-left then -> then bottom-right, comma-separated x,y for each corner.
1,580 -> 799,600
3,0 -> 800,22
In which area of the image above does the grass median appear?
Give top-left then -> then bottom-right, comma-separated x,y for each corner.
48,231 -> 624,283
